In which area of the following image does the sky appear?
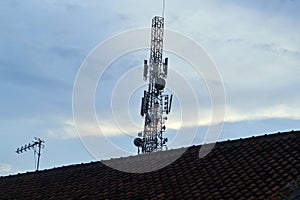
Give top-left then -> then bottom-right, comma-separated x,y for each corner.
0,0 -> 300,175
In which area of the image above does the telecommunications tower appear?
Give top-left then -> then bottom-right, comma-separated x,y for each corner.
134,16 -> 173,154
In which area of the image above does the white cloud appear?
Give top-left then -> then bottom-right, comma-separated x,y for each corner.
225,104 -> 300,122
46,119 -> 125,139
46,120 -> 78,139
0,164 -> 13,173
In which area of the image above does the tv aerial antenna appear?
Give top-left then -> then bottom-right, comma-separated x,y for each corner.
133,12 -> 173,154
16,137 -> 45,171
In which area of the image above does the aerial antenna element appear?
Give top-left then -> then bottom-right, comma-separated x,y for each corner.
16,137 -> 45,171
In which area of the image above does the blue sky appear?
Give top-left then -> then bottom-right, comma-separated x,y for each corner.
0,0 -> 300,175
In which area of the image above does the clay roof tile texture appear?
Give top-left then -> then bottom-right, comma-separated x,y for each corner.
0,130 -> 299,199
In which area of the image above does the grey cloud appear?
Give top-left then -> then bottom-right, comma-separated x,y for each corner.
254,43 -> 300,58
48,46 -> 86,60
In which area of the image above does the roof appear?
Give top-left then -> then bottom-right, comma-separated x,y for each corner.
0,130 -> 299,199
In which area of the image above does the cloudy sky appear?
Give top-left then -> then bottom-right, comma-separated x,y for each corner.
1,0 -> 300,175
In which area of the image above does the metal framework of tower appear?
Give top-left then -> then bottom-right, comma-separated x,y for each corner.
134,16 -> 172,154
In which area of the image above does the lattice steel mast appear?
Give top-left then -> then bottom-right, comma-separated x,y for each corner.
134,16 -> 172,154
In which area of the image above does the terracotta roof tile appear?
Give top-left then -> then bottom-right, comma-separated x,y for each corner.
0,130 -> 299,199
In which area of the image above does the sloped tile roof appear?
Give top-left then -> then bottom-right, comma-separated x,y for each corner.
0,130 -> 299,199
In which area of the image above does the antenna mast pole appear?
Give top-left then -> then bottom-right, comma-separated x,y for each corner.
36,139 -> 42,171
134,16 -> 172,154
